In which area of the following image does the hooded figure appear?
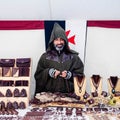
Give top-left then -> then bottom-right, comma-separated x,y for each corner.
34,22 -> 84,95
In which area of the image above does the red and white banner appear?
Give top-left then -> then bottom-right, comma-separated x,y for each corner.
66,20 -> 87,63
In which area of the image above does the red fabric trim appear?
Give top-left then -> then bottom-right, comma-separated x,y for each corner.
0,21 -> 44,30
1,20 -> 120,29
87,20 -> 120,28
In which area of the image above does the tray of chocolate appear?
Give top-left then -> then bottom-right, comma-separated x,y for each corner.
30,92 -> 86,108
85,107 -> 120,120
0,101 -> 18,115
23,105 -> 120,120
87,91 -> 109,107
87,97 -> 109,108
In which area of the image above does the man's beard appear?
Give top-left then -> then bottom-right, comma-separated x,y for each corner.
54,44 -> 65,53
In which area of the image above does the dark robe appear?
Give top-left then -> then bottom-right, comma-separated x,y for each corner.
34,22 -> 84,95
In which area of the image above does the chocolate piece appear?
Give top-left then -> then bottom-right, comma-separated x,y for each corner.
60,94 -> 66,98
23,80 -> 28,86
0,101 -> 5,115
12,109 -> 18,115
94,108 -> 101,112
19,67 -> 30,76
31,107 -> 39,112
98,103 -> 105,108
101,108 -> 108,111
76,108 -> 82,116
10,80 -> 14,86
101,91 -> 108,97
83,91 -> 90,99
0,80 -> 3,86
88,98 -> 94,104
14,88 -> 20,97
20,89 -> 27,97
1,101 -> 5,109
86,108 -> 93,111
12,67 -> 19,77
15,80 -> 21,86
29,98 -> 41,105
42,107 -> 48,111
0,59 -> 15,67
8,81 -> 14,86
1,108 -> 5,115
2,81 -> 9,86
19,102 -> 26,109
0,91 -> 4,97
2,81 -> 7,86
75,95 -> 80,100
57,107 -> 63,111
6,102 -> 13,109
13,101 -> 19,109
0,109 -> 2,115
70,93 -> 81,100
4,108 -> 9,115
2,67 -> 12,77
6,89 -> 12,97
67,92 -> 75,98
92,91 -> 98,97
2,80 -> 14,86
73,100 -> 86,104
7,109 -> 14,115
26,111 -> 45,116
0,67 -> 2,76
115,91 -> 120,96
15,80 -> 28,86
66,108 -> 73,116
16,58 -> 31,67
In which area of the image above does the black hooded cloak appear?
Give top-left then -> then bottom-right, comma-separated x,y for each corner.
34,23 -> 84,94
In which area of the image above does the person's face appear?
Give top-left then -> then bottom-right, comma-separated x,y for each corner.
53,38 -> 65,48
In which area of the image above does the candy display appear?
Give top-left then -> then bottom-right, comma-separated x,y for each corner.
0,58 -> 31,111
0,64 -> 120,119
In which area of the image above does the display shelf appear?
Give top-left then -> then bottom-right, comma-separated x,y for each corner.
108,76 -> 120,96
0,77 -> 30,80
90,75 -> 102,97
0,58 -> 31,109
74,76 -> 86,100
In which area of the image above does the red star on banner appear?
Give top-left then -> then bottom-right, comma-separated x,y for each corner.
66,30 -> 76,45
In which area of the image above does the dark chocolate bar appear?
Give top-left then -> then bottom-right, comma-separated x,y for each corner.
2,67 -> 12,77
16,58 -> 31,67
0,59 -> 15,67
12,67 -> 19,77
19,67 -> 30,76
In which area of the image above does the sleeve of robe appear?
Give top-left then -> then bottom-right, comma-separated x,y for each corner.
71,54 -> 84,77
34,54 -> 49,94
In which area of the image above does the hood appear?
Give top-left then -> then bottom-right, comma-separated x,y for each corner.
47,22 -> 78,55
49,22 -> 68,44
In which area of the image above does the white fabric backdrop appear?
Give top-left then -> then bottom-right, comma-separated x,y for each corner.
85,27 -> 120,92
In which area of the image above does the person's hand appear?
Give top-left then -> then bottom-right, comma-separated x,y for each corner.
59,70 -> 67,78
54,70 -> 61,78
